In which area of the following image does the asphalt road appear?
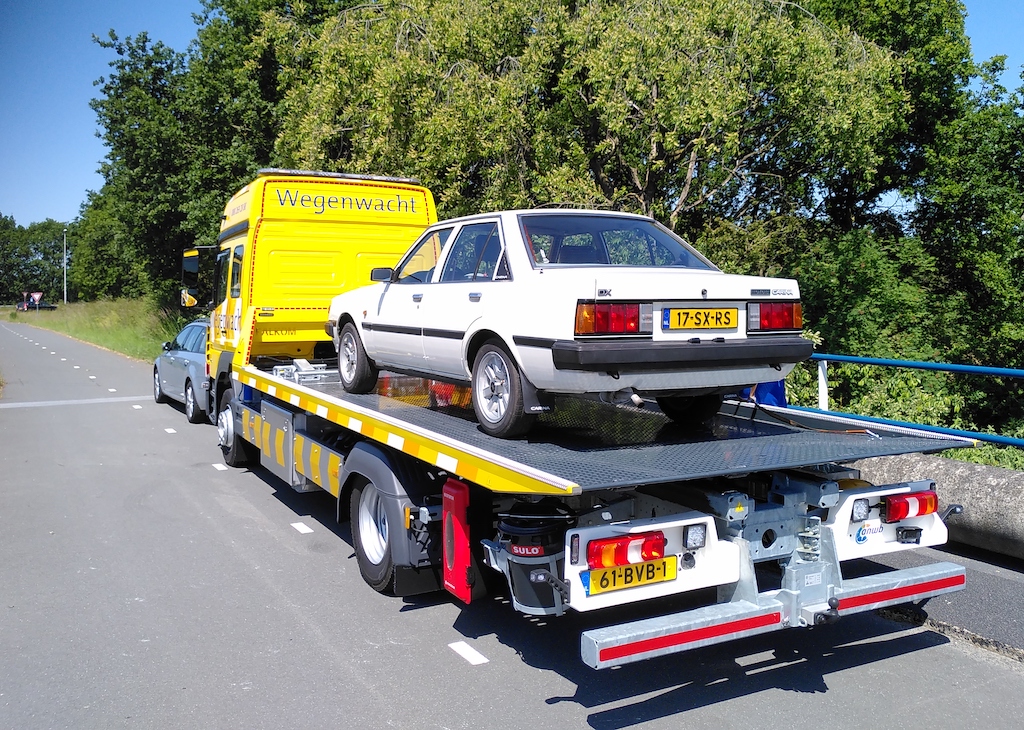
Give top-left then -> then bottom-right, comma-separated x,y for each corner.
2,321 -> 1023,730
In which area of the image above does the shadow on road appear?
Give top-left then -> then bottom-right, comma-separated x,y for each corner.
246,462 -> 950,728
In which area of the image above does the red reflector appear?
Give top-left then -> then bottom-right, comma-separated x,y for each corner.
883,491 -> 938,523
587,531 -> 666,570
756,302 -> 800,331
625,304 -> 639,333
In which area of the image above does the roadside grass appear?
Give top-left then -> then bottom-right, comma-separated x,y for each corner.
7,298 -> 189,361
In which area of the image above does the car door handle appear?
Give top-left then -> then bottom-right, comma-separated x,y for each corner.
469,292 -> 482,302
412,293 -> 423,302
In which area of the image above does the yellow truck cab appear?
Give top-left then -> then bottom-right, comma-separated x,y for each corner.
183,168 -> 436,425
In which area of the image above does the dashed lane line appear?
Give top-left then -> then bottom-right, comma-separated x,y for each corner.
448,641 -> 489,665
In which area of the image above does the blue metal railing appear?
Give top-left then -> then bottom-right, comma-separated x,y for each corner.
806,353 -> 1024,449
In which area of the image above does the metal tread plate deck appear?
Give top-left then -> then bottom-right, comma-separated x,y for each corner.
244,368 -> 973,494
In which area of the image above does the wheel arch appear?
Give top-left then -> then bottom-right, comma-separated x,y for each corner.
466,328 -> 510,371
337,441 -> 444,594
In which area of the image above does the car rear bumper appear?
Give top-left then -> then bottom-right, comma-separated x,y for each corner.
544,335 -> 813,372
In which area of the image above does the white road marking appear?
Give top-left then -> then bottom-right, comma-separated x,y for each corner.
0,396 -> 153,410
108,389 -> 117,392
74,366 -> 80,369
61,358 -> 66,361
133,405 -> 143,410
448,641 -> 489,665
89,376 -> 96,379
291,522 -> 314,534
165,428 -> 177,434
212,464 -> 228,471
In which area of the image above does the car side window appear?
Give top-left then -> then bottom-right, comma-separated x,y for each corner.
179,325 -> 204,353
188,327 -> 208,354
440,222 -> 503,282
394,228 -> 452,284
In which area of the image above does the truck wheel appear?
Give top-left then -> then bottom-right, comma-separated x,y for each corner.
471,341 -> 535,438
217,386 -> 257,467
184,380 -> 204,424
656,394 -> 724,427
338,322 -> 379,394
153,367 -> 168,404
350,477 -> 396,593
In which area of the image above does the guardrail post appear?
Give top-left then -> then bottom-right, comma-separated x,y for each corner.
817,359 -> 829,411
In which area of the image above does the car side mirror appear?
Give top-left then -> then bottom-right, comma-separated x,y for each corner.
162,341 -> 172,351
370,267 -> 395,282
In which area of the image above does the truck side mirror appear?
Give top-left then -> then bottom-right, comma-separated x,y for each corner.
370,267 -> 395,282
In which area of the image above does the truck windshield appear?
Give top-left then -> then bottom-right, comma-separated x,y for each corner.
519,214 -> 715,270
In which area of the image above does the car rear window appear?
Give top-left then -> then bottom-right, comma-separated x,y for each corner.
519,214 -> 714,270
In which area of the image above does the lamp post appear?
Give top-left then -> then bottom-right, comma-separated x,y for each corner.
63,227 -> 68,304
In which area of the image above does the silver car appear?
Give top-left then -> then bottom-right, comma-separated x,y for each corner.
153,321 -> 210,424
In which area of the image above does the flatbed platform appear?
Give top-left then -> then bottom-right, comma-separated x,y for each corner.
238,366 -> 975,496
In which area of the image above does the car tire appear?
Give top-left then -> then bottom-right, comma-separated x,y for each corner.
153,367 -> 168,404
350,477 -> 396,593
184,380 -> 205,424
338,322 -> 379,394
471,341 -> 535,438
656,393 -> 724,427
217,386 -> 258,467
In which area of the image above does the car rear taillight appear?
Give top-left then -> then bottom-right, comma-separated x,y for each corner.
882,491 -> 938,523
747,302 -> 802,332
575,302 -> 654,335
587,531 -> 666,570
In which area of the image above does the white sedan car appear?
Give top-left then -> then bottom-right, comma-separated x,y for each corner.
326,210 -> 812,437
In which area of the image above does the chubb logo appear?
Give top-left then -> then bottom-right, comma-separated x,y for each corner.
855,523 -> 884,544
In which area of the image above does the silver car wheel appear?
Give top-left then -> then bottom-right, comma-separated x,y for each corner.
474,350 -> 510,424
340,329 -> 359,385
357,482 -> 389,565
185,383 -> 196,418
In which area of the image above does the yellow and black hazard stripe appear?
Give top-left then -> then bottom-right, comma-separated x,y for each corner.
232,367 -> 580,496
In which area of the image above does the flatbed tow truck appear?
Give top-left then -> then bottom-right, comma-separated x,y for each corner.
188,169 -> 972,669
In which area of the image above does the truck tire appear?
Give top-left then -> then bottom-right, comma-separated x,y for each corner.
184,380 -> 204,424
338,322 -> 379,394
656,393 -> 724,427
471,341 -> 535,438
153,367 -> 168,404
350,477 -> 396,593
217,386 -> 257,467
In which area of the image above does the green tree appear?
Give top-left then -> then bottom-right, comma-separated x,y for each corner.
267,0 -> 902,233
912,59 -> 1024,431
90,31 -> 190,303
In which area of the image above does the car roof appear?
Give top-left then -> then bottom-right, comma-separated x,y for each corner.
429,208 -> 655,228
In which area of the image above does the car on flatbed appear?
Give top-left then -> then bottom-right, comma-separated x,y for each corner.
326,209 -> 814,437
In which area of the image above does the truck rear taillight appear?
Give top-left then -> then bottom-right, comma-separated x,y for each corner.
747,302 -> 802,332
575,302 -> 654,336
882,491 -> 938,523
587,531 -> 666,570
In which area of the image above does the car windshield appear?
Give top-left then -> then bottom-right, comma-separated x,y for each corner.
519,213 -> 715,270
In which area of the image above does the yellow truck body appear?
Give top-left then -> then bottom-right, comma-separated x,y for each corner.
201,168 -> 436,406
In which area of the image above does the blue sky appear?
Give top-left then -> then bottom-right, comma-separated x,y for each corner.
0,1 -> 1021,228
